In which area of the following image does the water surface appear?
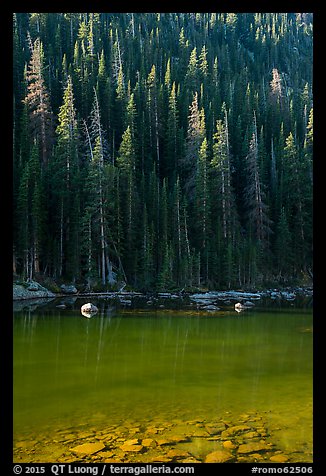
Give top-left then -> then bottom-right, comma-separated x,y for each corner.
13,301 -> 313,462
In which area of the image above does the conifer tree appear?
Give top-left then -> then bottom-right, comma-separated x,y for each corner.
53,75 -> 80,278
137,203 -> 154,290
24,37 -> 54,168
165,82 -> 179,179
244,113 -> 272,245
146,64 -> 160,172
283,131 -> 311,271
185,47 -> 198,92
195,137 -> 210,283
83,89 -> 111,286
16,143 -> 44,278
274,207 -> 292,278
117,125 -> 138,278
181,92 -> 205,198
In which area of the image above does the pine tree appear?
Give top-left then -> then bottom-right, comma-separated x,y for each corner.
117,125 -> 138,279
274,207 -> 292,278
53,75 -> 80,279
210,108 -> 240,287
181,92 -> 205,198
24,37 -> 54,168
116,125 -> 135,173
195,137 -> 210,283
157,243 -> 175,291
16,143 -> 44,279
165,82 -> 179,179
199,45 -> 209,80
211,110 -> 232,240
138,203 -> 154,290
185,47 -> 198,92
164,57 -> 171,90
83,90 -> 111,286
16,157 -> 31,278
303,107 -> 313,185
244,113 -> 272,245
283,131 -> 310,272
146,64 -> 160,172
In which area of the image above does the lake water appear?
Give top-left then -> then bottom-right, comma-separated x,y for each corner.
13,300 -> 313,463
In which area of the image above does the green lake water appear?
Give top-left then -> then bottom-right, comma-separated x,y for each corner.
13,301 -> 313,462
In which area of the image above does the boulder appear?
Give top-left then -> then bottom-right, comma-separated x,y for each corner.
235,302 -> 246,311
13,282 -> 55,301
27,282 -> 41,291
81,302 -> 98,317
60,284 -> 78,294
81,303 -> 98,313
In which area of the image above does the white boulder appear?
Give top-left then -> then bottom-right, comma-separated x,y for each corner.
81,302 -> 98,317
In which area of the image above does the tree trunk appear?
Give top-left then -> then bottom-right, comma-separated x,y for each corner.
13,250 -> 17,274
59,198 -> 64,276
99,185 -> 106,286
155,99 -> 160,172
33,235 -> 40,274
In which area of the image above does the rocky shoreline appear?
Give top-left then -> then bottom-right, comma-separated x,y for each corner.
13,280 -> 313,312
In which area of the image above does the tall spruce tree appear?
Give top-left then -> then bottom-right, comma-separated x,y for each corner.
24,37 -> 54,169
53,75 -> 80,278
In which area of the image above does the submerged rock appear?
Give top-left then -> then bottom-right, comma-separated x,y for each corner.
120,443 -> 144,452
141,438 -> 156,447
123,439 -> 139,446
237,441 -> 270,454
71,442 -> 105,455
270,454 -> 289,462
221,425 -> 251,438
166,449 -> 191,460
205,449 -> 234,463
223,440 -> 237,450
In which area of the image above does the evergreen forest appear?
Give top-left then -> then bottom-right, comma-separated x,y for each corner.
13,13 -> 313,292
